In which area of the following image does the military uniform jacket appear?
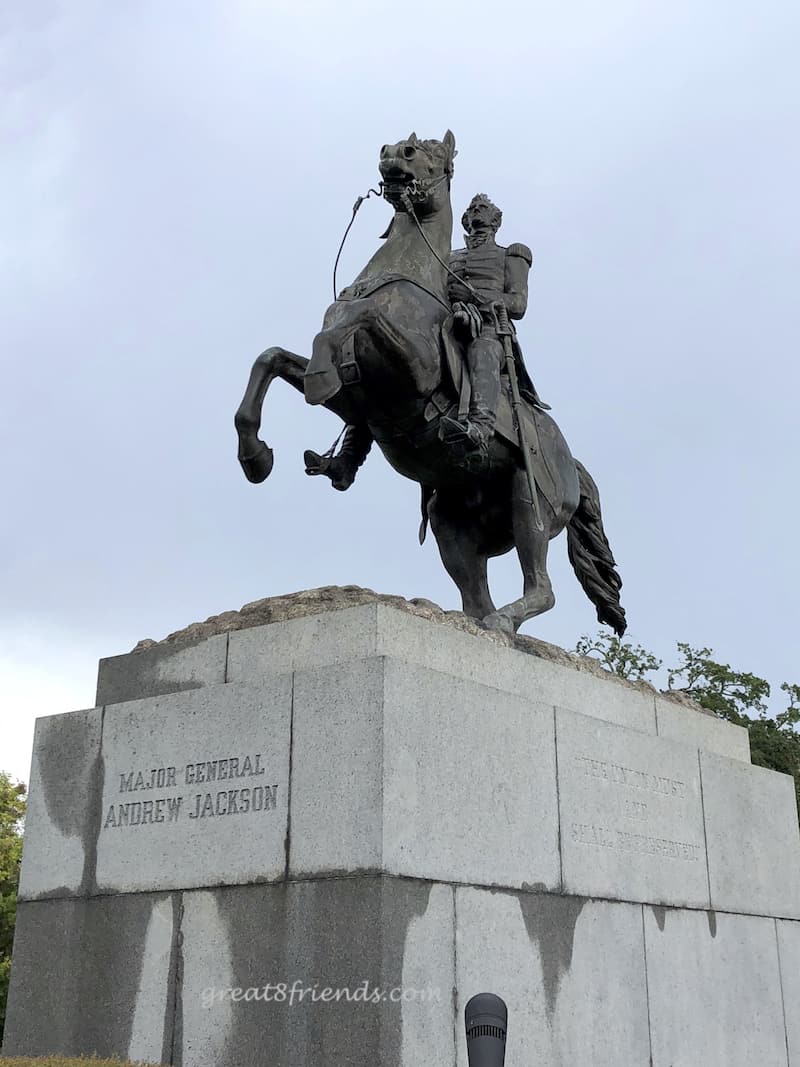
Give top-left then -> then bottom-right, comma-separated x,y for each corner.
447,237 -> 542,404
447,238 -> 533,320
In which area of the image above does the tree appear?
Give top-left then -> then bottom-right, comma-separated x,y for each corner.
667,642 -> 771,723
746,683 -> 800,815
0,772 -> 26,1043
577,633 -> 800,819
575,631 -> 662,681
667,643 -> 800,817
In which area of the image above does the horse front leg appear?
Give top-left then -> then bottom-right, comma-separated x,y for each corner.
234,347 -> 308,483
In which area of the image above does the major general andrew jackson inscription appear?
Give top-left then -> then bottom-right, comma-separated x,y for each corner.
103,750 -> 279,828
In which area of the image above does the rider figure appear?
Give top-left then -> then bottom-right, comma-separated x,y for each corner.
440,193 -> 546,469
304,192 -> 546,488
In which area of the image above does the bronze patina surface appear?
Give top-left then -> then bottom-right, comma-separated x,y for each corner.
235,132 -> 626,635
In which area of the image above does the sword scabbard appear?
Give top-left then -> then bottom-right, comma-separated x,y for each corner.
494,303 -> 544,531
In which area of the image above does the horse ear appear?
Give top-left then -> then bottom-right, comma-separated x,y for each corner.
443,129 -> 457,174
408,131 -> 418,143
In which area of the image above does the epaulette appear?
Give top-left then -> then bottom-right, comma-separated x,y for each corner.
506,242 -> 533,266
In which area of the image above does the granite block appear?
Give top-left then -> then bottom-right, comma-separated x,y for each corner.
289,657 -> 560,891
701,751 -> 800,918
95,679 -> 291,893
3,893 -> 177,1060
18,707 -> 104,901
106,606 -> 752,762
227,603 -> 380,680
777,919 -> 800,1064
289,656 -> 386,875
655,695 -> 750,762
454,887 -> 649,1066
644,907 -> 787,1066
96,632 -> 228,705
179,877 -> 455,1067
381,658 -> 559,889
557,708 -> 710,907
376,603 -> 657,734
228,602 -> 658,735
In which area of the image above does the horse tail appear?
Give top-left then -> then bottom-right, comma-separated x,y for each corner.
566,460 -> 627,636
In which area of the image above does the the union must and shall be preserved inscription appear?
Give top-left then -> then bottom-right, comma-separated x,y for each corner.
556,711 -> 711,908
569,754 -> 702,864
103,752 -> 278,828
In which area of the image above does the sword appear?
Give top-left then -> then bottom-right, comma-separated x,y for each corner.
493,302 -> 544,532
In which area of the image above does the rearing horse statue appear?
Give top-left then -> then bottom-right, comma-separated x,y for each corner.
235,130 -> 626,636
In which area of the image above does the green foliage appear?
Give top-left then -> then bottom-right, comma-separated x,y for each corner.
782,682 -> 800,721
747,683 -> 800,815
578,634 -> 800,819
0,773 -> 26,1042
575,632 -> 662,681
667,644 -> 800,817
667,642 -> 771,724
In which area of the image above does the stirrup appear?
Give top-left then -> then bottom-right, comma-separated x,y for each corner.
303,448 -> 358,491
304,449 -> 331,477
439,416 -> 492,471
440,415 -> 478,444
439,415 -> 491,448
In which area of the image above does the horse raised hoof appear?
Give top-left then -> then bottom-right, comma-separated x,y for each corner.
239,442 -> 274,483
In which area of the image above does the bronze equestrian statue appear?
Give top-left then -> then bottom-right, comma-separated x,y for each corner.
235,131 -> 626,636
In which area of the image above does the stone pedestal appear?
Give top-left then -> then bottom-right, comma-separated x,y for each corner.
5,598 -> 800,1065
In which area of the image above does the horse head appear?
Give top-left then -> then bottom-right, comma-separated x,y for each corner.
379,130 -> 456,217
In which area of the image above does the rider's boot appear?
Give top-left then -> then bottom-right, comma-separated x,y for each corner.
440,347 -> 501,471
304,423 -> 373,491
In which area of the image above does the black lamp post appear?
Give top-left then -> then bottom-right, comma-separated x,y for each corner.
465,992 -> 507,1067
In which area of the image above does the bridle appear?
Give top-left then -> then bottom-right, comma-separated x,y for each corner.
332,169 -> 481,304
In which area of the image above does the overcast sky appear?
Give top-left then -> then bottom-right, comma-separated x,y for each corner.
2,0 -> 798,784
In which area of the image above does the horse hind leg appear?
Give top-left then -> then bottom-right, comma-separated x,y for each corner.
429,494 -> 496,620
235,347 -> 309,482
483,469 -> 555,634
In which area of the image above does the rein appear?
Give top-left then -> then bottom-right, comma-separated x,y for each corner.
332,185 -> 383,300
332,172 -> 482,305
400,189 -> 483,304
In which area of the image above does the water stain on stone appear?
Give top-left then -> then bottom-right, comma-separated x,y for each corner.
36,709 -> 101,840
164,893 -> 184,1067
706,910 -> 717,938
80,739 -> 105,897
4,895 -> 158,1057
519,894 -> 585,1020
218,876 -> 434,1067
650,905 -> 666,932
97,635 -> 218,704
33,707 -> 105,897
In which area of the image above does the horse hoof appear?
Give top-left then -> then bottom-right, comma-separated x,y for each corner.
239,443 -> 274,483
481,610 -> 516,635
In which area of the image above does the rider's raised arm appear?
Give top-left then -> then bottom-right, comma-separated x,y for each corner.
503,242 -> 533,320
